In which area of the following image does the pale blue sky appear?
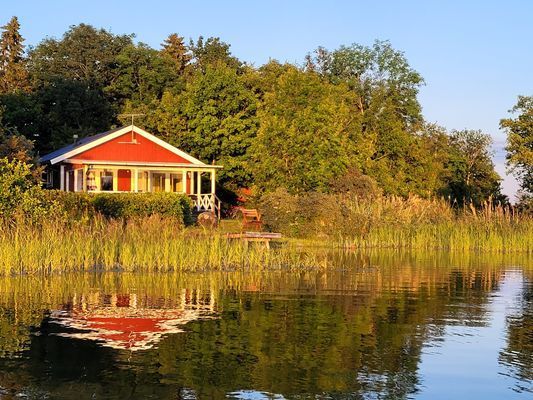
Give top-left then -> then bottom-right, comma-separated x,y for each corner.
2,0 -> 532,199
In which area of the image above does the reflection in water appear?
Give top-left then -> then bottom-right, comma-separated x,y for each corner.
49,291 -> 216,351
0,251 -> 530,399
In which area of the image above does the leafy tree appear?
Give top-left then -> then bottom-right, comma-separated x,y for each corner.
0,16 -> 29,93
189,36 -> 242,72
501,95 -> 533,194
28,24 -> 133,89
107,43 -> 181,107
251,67 -> 366,193
149,62 -> 257,188
443,129 -> 504,205
307,40 -> 424,126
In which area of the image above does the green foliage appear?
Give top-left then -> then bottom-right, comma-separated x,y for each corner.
107,43 -> 182,107
161,33 -> 191,73
0,16 -> 29,93
251,67 -> 365,193
443,129 -> 505,206
0,18 -> 507,206
149,63 -> 258,188
46,191 -> 193,224
0,158 -> 53,221
189,36 -> 242,72
28,23 -> 133,88
90,192 -> 192,223
502,95 -> 533,194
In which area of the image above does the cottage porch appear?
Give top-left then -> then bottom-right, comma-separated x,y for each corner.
58,161 -> 221,215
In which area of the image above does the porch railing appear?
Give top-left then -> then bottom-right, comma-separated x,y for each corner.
190,193 -> 221,219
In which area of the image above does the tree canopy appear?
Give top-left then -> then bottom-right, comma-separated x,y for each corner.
0,17 -> 507,206
502,96 -> 533,194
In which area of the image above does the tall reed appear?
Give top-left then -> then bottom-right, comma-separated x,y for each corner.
0,216 -> 326,275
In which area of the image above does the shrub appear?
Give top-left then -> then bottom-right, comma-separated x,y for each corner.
258,189 -> 454,239
0,158 -> 56,222
90,192 -> 193,224
42,191 -> 193,226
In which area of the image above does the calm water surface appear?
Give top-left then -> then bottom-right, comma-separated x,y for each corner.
0,252 -> 531,399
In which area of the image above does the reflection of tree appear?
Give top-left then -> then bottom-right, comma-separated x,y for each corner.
0,252 -> 529,399
499,278 -> 532,392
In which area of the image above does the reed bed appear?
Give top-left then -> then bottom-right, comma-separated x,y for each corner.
1,196 -> 533,275
0,216 -> 329,275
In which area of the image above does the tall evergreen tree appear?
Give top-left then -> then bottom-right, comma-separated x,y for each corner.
0,16 -> 29,93
161,33 -> 191,73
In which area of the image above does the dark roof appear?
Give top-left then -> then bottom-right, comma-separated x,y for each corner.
39,126 -> 127,164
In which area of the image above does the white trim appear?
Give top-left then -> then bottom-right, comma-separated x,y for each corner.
64,159 -> 223,169
60,165 -> 65,191
197,171 -> 202,196
133,168 -> 138,192
49,125 -> 208,166
211,170 -> 216,194
181,170 -> 187,194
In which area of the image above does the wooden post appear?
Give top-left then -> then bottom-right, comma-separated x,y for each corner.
210,169 -> 216,194
73,169 -> 78,192
112,170 -> 118,192
82,165 -> 88,192
165,172 -> 171,192
181,170 -> 187,193
65,170 -> 70,192
190,171 -> 195,194
197,171 -> 202,196
133,168 -> 138,192
60,165 -> 65,191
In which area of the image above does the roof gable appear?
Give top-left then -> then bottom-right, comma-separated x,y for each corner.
41,126 -> 205,166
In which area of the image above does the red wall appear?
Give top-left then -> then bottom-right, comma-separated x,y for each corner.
75,131 -> 193,164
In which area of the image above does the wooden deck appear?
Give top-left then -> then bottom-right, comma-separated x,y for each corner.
225,232 -> 282,248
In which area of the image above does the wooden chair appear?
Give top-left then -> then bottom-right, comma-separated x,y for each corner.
240,208 -> 263,231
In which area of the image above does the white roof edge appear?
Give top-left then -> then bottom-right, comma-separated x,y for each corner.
65,159 -> 223,168
49,125 -> 207,166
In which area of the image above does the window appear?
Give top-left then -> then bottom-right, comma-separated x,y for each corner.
101,171 -> 114,191
152,173 -> 165,192
171,174 -> 184,192
137,171 -> 148,192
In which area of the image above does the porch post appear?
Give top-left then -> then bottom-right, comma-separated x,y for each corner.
190,171 -> 195,194
82,165 -> 88,192
133,168 -> 138,192
112,170 -> 118,192
60,165 -> 65,191
73,169 -> 78,192
165,173 -> 171,192
197,171 -> 202,196
65,171 -> 70,192
181,170 -> 187,193
210,169 -> 216,194
147,172 -> 152,192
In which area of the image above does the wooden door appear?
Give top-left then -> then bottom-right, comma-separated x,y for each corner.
117,169 -> 131,192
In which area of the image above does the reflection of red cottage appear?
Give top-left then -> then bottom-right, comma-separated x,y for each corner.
51,292 -> 216,351
39,125 -> 222,213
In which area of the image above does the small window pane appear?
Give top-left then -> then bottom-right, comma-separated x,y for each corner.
101,171 -> 113,191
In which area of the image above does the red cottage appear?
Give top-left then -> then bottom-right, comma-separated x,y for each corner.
39,125 -> 222,213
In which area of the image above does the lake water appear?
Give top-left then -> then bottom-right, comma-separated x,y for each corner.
0,251 -> 531,399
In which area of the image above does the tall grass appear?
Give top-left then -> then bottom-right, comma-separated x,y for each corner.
260,191 -> 533,252
1,195 -> 533,275
0,216 -> 328,275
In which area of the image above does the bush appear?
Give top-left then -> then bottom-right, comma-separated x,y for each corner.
91,192 -> 192,223
258,188 -> 454,239
0,158 -> 56,222
44,191 -> 193,226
